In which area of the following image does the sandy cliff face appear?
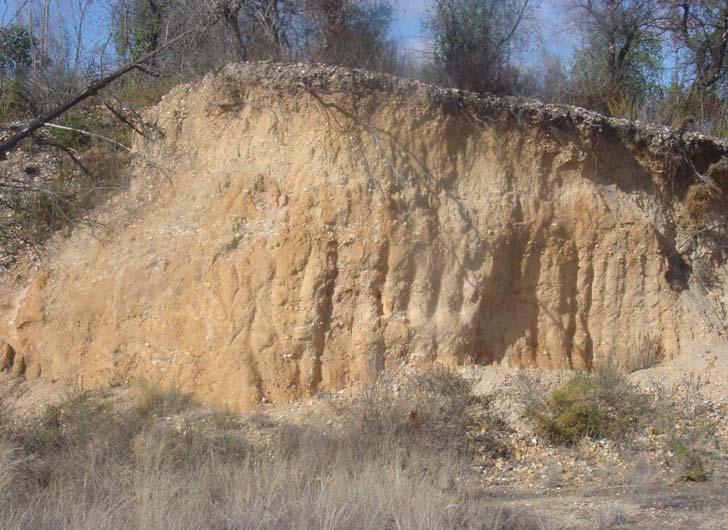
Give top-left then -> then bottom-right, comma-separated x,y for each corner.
1,63 -> 727,409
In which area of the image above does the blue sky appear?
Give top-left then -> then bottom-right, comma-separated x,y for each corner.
391,0 -> 430,56
396,0 -> 430,16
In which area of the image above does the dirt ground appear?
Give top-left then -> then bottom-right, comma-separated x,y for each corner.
2,342 -> 727,530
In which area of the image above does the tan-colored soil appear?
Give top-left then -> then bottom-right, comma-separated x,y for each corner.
0,63 -> 726,410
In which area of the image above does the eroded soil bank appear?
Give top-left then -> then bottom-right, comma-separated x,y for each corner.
1,63 -> 727,409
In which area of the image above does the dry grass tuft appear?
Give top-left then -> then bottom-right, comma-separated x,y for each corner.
683,184 -> 720,227
132,381 -> 192,418
624,333 -> 664,372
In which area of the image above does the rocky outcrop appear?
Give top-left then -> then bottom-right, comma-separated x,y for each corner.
1,63 -> 726,409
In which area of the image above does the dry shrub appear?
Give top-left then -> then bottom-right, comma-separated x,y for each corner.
624,456 -> 663,493
594,505 -> 626,529
277,369 -> 483,476
652,377 -> 719,482
337,369 -> 473,448
669,441 -> 708,482
606,92 -> 641,121
684,184 -> 720,226
262,369 -> 531,530
112,77 -> 177,108
542,460 -> 561,489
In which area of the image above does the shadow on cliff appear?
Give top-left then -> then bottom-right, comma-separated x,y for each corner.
301,88 -> 597,367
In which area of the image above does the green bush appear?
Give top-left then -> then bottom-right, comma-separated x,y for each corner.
538,375 -> 604,442
524,366 -> 646,445
520,367 -> 722,483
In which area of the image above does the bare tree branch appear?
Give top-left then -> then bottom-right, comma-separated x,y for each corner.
0,17 -> 218,159
43,123 -> 132,152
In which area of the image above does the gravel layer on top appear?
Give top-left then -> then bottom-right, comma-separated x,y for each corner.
214,61 -> 728,161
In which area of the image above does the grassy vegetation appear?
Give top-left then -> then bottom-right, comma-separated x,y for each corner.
0,363 -> 721,529
132,381 -> 192,418
0,373 -> 544,530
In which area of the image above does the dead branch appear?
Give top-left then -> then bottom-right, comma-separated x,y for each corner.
43,123 -> 132,152
98,98 -> 147,137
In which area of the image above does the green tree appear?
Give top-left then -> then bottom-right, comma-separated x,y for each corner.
567,0 -> 664,114
0,26 -> 33,77
113,0 -> 168,61
426,0 -> 533,94
0,25 -> 34,119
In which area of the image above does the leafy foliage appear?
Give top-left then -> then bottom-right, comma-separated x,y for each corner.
0,26 -> 32,77
565,0 -> 663,114
113,0 -> 166,60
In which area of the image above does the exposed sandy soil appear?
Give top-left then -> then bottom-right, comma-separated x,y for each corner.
1,62 -> 727,410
